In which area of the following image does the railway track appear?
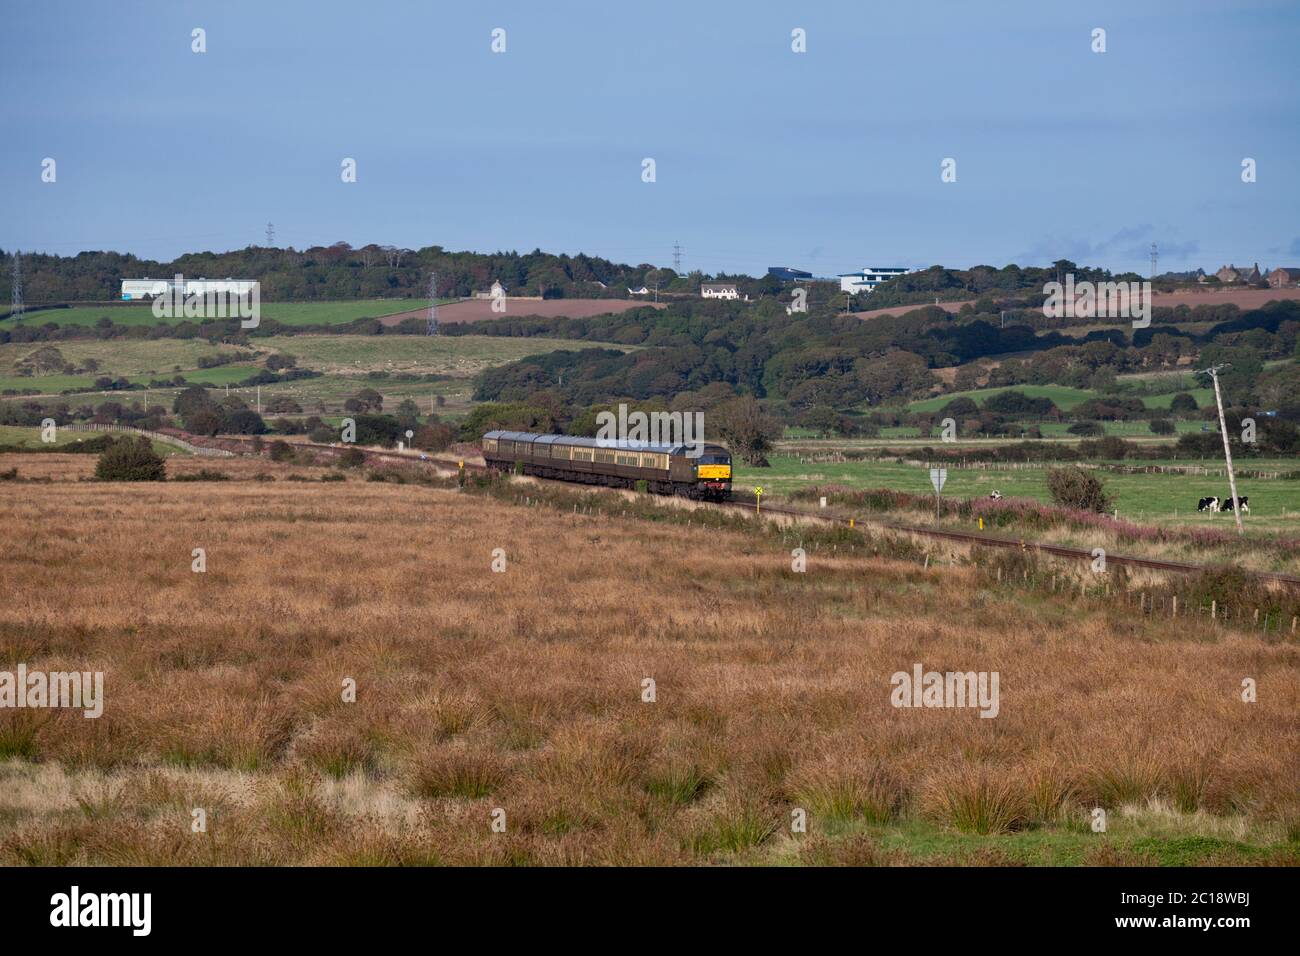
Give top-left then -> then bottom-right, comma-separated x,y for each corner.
209,435 -> 1300,587
722,491 -> 1300,587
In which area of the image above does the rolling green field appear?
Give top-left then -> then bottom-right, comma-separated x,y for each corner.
0,334 -> 629,420
257,334 -> 619,374
0,339 -> 256,377
906,385 -> 1096,413
2,299 -> 437,328
905,383 -> 1214,413
0,424 -> 188,457
733,454 -> 1300,529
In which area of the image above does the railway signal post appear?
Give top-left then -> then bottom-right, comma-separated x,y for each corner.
929,467 -> 947,521
754,486 -> 763,515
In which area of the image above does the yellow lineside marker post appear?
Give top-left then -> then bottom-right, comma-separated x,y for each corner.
754,487 -> 763,515
849,518 -> 855,529
979,517 -> 984,531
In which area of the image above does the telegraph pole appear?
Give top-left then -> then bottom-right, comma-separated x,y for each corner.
10,250 -> 23,321
427,271 -> 439,335
1201,363 -> 1244,534
1150,242 -> 1158,280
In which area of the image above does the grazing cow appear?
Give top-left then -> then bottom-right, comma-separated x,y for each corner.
1221,495 -> 1249,513
1197,496 -> 1219,513
989,490 -> 1003,501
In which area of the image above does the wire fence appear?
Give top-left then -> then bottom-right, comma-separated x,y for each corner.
64,422 -> 235,458
989,563 -> 1300,636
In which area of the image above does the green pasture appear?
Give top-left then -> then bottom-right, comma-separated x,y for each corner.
733,454 -> 1300,528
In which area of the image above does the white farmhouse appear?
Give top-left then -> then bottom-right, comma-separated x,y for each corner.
837,266 -> 909,295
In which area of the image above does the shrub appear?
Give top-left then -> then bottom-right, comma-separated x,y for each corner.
268,440 -> 296,462
1077,436 -> 1130,460
983,390 -> 1057,418
939,396 -> 980,418
1149,418 -> 1175,435
634,479 -> 649,494
1067,421 -> 1103,437
225,409 -> 268,435
95,436 -> 166,481
338,448 -> 366,469
351,414 -> 402,447
185,407 -> 226,436
1169,392 -> 1199,414
412,423 -> 454,452
1046,466 -> 1113,513
171,469 -> 230,482
265,396 -> 302,414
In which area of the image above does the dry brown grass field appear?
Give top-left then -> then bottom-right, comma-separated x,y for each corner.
0,454 -> 1297,866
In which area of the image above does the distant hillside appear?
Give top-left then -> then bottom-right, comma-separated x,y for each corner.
863,261 -> 1146,308
0,244 -> 684,304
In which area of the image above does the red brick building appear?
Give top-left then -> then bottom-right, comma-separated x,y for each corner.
1268,267 -> 1300,288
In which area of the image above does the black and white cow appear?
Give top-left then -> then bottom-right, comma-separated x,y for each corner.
1220,495 -> 1249,513
989,490 -> 1003,501
1197,496 -> 1219,513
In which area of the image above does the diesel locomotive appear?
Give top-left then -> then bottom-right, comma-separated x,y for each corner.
481,431 -> 733,501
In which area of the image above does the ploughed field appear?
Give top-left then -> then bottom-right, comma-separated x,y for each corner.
0,458 -> 1296,865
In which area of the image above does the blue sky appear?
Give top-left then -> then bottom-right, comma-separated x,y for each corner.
2,0 -> 1297,276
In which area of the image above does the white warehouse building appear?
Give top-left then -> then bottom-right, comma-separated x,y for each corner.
120,278 -> 257,300
837,266 -> 909,295
700,282 -> 740,300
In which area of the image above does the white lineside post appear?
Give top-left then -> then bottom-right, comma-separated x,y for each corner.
1205,364 -> 1244,535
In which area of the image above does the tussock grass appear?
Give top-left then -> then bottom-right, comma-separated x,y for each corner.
0,455 -> 1295,864
411,748 -> 510,800
922,767 -> 1029,835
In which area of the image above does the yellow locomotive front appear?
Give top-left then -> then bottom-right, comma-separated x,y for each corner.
692,444 -> 732,500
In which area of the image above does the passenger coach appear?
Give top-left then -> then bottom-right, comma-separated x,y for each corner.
481,431 -> 732,501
